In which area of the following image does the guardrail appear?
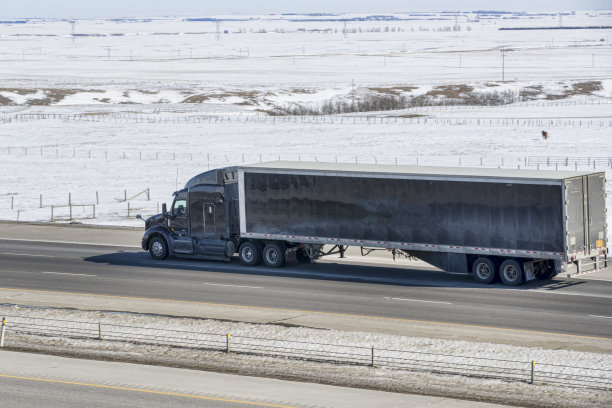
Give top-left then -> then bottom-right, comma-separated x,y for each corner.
1,315 -> 610,391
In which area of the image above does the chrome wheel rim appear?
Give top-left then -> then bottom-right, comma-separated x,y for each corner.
266,249 -> 278,264
151,241 -> 164,257
503,265 -> 518,281
243,247 -> 254,262
476,263 -> 491,280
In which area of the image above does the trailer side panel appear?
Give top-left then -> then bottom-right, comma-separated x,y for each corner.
243,172 -> 564,254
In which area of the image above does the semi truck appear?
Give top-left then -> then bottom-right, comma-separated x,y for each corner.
139,161 -> 608,286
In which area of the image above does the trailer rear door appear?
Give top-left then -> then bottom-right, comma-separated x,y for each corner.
565,177 -> 586,255
587,173 -> 607,252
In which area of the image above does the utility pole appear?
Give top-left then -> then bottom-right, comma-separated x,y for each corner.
501,48 -> 506,82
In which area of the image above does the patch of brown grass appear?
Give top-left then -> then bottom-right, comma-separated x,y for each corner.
182,91 -> 261,104
290,88 -> 315,94
426,84 -> 474,99
368,86 -> 418,95
392,114 -> 426,118
544,81 -> 602,100
0,88 -> 38,95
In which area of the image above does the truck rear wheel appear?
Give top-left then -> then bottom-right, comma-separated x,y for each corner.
472,257 -> 497,284
499,259 -> 525,286
149,236 -> 169,260
263,243 -> 286,268
239,241 -> 262,266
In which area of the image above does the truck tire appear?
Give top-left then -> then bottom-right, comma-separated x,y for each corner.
239,241 -> 262,266
262,243 -> 286,268
149,236 -> 169,260
472,257 -> 497,284
499,259 -> 525,286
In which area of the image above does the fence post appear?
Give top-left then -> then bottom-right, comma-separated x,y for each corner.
146,188 -> 150,201
11,196 -> 14,209
69,193 -> 72,220
96,191 -> 99,204
92,205 -> 96,219
1,317 -> 5,347
371,346 -> 375,367
226,333 -> 231,353
51,205 -> 54,221
127,202 -> 131,217
98,321 -> 102,340
39,194 -> 42,208
531,361 -> 535,384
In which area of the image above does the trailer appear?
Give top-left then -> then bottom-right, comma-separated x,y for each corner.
139,161 -> 608,286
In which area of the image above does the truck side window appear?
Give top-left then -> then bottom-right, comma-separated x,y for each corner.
204,203 -> 215,232
173,199 -> 187,216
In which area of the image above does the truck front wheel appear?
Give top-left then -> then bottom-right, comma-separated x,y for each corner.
472,257 -> 497,284
263,243 -> 286,268
239,241 -> 262,266
149,236 -> 169,260
499,259 -> 525,286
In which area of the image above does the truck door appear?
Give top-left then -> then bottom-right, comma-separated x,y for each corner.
189,187 -> 227,258
169,191 -> 193,254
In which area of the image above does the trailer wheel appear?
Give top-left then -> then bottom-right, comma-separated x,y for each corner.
472,257 -> 497,284
149,236 -> 168,260
238,241 -> 262,266
499,259 -> 525,286
263,243 -> 286,268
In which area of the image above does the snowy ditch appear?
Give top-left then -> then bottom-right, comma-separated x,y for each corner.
0,304 -> 610,407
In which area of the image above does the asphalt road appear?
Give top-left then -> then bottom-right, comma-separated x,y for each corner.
1,239 -> 611,338
2,351 -> 504,408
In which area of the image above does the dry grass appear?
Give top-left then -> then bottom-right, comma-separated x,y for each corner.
426,84 -> 474,99
0,88 -> 38,95
368,86 -> 418,95
0,88 -> 104,106
392,114 -> 426,118
182,90 -> 261,104
544,81 -> 602,100
290,88 -> 316,94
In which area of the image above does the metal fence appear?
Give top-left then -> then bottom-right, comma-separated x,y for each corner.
1,315 -> 610,391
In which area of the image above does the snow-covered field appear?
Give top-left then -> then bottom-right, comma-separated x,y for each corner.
0,10 -> 611,230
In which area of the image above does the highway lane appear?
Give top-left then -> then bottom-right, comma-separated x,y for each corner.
0,239 -> 611,338
3,351 -> 499,408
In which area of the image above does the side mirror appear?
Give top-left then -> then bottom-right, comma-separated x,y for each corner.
162,203 -> 168,217
136,214 -> 142,220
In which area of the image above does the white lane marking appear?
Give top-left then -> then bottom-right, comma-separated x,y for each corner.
507,289 -> 612,300
202,282 -> 262,289
41,271 -> 97,277
1,252 -> 56,258
384,297 -> 452,305
588,315 -> 612,319
0,237 -> 140,248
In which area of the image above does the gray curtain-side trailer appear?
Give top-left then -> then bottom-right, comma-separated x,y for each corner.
140,161 -> 608,286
